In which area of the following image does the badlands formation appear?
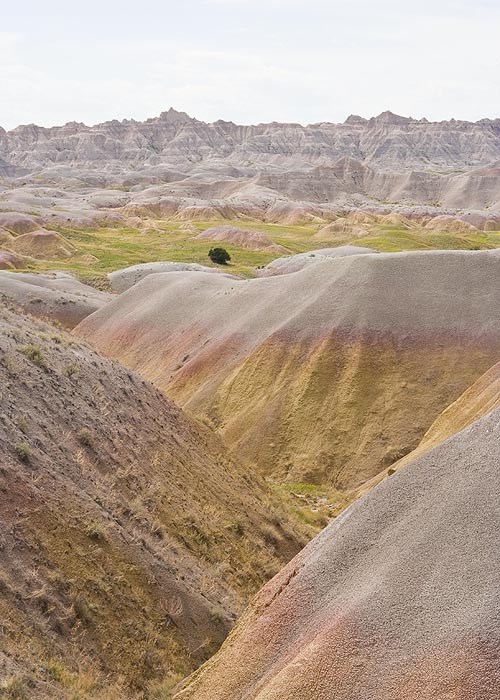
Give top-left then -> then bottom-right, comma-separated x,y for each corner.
0,271 -> 110,328
1,110 -> 500,229
3,109 -> 500,699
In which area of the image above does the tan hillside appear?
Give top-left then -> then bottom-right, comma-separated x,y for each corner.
424,214 -> 480,233
0,229 -> 15,246
385,357 -> 500,477
0,212 -> 44,234
0,271 -> 111,329
76,249 -> 500,489
176,405 -> 500,700
8,229 -> 76,259
0,251 -> 24,270
0,307 -> 305,698
194,226 -> 289,254
108,261 -> 233,294
258,246 -> 375,276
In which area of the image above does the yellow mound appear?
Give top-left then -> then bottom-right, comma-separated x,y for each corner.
0,228 -> 14,246
389,359 -> 500,475
346,211 -> 377,224
424,215 -> 479,233
0,250 -> 24,270
9,229 -> 76,259
314,220 -> 368,239
379,213 -> 413,227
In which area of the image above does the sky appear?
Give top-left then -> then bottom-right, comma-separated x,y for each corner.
1,0 -> 500,130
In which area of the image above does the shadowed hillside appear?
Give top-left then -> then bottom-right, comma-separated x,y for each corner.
0,307 -> 306,699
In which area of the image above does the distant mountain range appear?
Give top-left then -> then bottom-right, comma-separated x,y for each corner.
2,109 -> 500,216
2,108 -> 500,175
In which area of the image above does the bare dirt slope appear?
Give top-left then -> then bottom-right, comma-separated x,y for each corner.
385,357 -> 500,476
257,246 -> 375,276
76,249 -> 500,488
176,405 -> 500,700
108,261 -> 233,293
0,307 -> 305,699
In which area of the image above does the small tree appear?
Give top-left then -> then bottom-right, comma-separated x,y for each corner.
208,247 -> 231,265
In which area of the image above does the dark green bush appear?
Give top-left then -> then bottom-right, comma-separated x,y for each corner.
208,247 -> 231,265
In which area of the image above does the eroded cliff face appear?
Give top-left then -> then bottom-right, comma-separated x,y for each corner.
3,109 -> 500,214
3,109 -> 500,174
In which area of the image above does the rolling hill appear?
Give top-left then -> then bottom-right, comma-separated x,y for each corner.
76,248 -> 500,489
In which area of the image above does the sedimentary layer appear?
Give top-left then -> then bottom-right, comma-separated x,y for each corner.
76,249 -> 500,487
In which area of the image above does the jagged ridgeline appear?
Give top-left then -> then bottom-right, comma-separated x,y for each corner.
2,110 -> 500,221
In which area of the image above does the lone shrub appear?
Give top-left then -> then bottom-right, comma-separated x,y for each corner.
208,247 -> 231,265
84,521 -> 105,541
20,345 -> 47,369
77,428 -> 93,447
64,363 -> 79,378
15,442 -> 32,463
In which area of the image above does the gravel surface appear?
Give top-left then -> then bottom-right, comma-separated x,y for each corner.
177,405 -> 500,699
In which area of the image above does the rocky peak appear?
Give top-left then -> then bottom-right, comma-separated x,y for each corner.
344,114 -> 368,125
157,107 -> 193,123
371,110 -> 415,126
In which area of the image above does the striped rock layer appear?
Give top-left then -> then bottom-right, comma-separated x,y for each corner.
77,249 -> 500,488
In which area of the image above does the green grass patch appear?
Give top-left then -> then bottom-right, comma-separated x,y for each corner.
11,217 -> 500,283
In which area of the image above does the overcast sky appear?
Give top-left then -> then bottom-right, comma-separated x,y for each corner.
1,0 -> 499,130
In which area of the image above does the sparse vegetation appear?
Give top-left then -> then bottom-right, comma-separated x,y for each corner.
0,308 -> 325,695
84,521 -> 105,541
261,525 -> 280,547
145,674 -> 185,700
71,593 -> 94,623
0,675 -> 33,700
10,217 -> 500,285
19,344 -> 47,369
64,362 -> 80,377
232,520 -> 245,537
44,659 -> 66,683
2,354 -> 15,372
16,416 -> 29,434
